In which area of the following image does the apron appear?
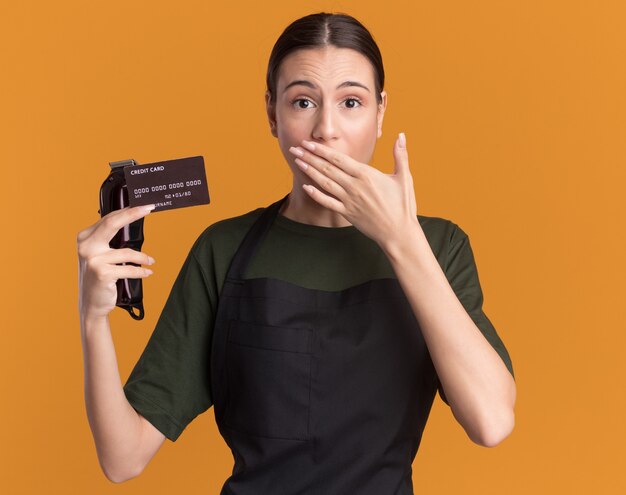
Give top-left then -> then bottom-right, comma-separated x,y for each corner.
210,193 -> 440,495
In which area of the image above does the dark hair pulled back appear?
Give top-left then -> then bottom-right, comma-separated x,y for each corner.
266,12 -> 385,105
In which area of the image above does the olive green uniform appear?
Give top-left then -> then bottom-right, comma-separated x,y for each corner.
123,207 -> 514,442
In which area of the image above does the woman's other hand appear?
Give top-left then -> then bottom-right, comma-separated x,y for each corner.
77,205 -> 156,321
288,132 -> 418,249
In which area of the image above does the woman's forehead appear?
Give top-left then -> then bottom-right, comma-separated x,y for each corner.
277,47 -> 375,92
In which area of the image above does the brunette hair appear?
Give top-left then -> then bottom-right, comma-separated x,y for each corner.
266,12 -> 385,105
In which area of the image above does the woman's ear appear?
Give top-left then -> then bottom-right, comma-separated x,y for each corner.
377,90 -> 388,138
265,91 -> 278,138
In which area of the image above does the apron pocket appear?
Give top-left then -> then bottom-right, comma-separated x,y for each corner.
224,319 -> 312,441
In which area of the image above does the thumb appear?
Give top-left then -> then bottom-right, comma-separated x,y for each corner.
393,132 -> 409,176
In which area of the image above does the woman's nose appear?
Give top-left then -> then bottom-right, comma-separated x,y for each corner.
311,104 -> 339,142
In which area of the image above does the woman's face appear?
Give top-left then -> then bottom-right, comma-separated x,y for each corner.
266,46 -> 387,180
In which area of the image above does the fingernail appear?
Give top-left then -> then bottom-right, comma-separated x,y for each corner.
148,256 -> 156,265
398,132 -> 406,148
289,146 -> 304,157
145,268 -> 153,275
143,204 -> 156,211
302,140 -> 316,151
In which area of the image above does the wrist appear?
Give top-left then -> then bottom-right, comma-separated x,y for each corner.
80,311 -> 109,334
380,216 -> 426,261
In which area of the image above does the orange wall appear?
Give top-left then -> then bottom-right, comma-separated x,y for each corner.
1,1 -> 624,493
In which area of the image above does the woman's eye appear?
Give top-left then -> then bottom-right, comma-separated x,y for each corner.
343,98 -> 362,109
292,98 -> 314,109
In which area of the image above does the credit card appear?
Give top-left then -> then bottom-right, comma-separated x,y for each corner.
124,156 -> 210,212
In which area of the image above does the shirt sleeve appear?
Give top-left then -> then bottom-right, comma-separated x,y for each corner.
123,241 -> 216,442
436,222 -> 515,406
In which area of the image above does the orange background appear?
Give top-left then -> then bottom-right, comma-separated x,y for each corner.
1,0 -> 624,493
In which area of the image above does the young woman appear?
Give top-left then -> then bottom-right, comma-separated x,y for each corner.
78,12 -> 516,493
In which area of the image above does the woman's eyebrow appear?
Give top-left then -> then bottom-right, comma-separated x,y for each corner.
282,80 -> 370,93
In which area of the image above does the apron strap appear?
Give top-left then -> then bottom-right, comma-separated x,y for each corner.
225,193 -> 289,282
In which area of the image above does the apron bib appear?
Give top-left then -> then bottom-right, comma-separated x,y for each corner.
210,194 -> 440,495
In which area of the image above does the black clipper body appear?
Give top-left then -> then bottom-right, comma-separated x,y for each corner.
98,159 -> 145,320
